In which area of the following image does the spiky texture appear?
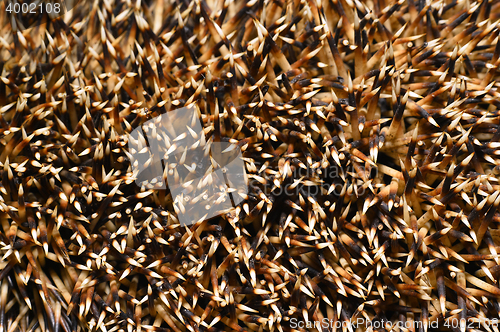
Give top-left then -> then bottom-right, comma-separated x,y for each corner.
1,0 -> 500,331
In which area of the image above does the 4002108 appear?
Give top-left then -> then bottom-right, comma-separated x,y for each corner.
6,2 -> 60,14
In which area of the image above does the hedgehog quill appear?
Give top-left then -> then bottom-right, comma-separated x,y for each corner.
1,0 -> 500,331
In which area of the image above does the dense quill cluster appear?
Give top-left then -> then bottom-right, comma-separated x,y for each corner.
1,0 -> 500,331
